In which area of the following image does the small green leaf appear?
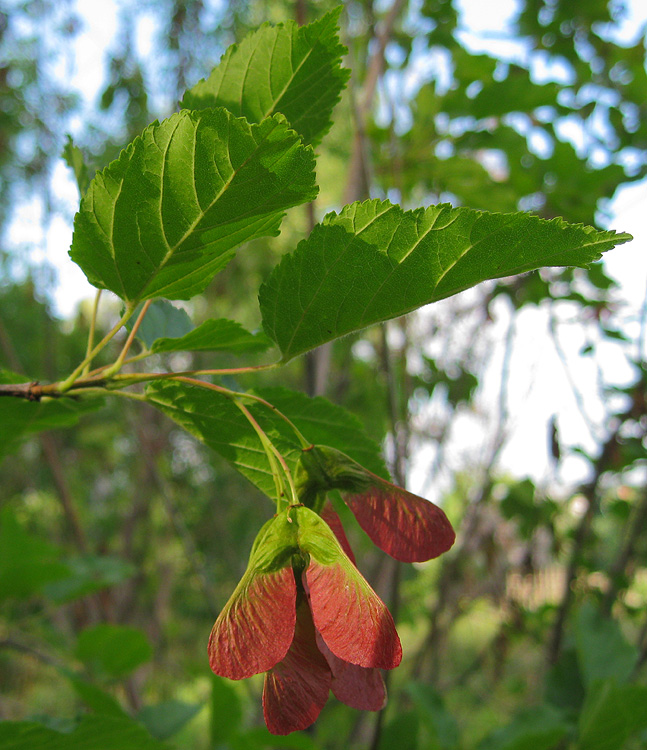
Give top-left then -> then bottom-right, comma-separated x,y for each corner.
138,700 -> 201,741
70,108 -> 317,304
146,382 -> 386,500
182,8 -> 349,147
62,135 -> 91,196
75,624 -> 153,679
126,300 -> 193,350
259,199 -> 632,361
151,318 -> 272,355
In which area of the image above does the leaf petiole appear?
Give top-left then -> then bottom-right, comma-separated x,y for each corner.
101,300 -> 153,379
58,303 -> 137,392
81,289 -> 102,377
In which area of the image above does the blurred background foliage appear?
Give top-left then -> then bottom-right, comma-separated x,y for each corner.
1,0 -> 647,748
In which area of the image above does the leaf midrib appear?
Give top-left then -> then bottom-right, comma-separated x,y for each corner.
280,209 -> 623,359
130,113 -> 285,304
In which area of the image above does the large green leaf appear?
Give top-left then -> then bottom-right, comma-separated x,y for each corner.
259,199 -> 632,361
146,382 -> 387,500
182,8 -> 349,147
70,109 -> 317,304
0,370 -> 101,460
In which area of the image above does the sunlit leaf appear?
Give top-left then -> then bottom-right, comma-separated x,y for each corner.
70,109 -> 317,304
259,199 -> 632,361
182,8 -> 349,147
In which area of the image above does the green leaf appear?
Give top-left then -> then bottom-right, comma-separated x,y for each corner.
43,555 -> 136,603
578,680 -> 647,750
62,135 -> 91,196
259,199 -> 632,361
126,300 -> 193,349
574,603 -> 638,687
151,318 -> 272,355
0,371 -> 102,461
75,624 -> 153,679
0,716 -> 169,750
146,382 -> 387,500
182,8 -> 349,147
476,705 -> 571,750
69,108 -> 317,304
138,700 -> 201,741
0,508 -> 71,601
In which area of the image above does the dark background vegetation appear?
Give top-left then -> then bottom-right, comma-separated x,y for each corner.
1,0 -> 647,748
